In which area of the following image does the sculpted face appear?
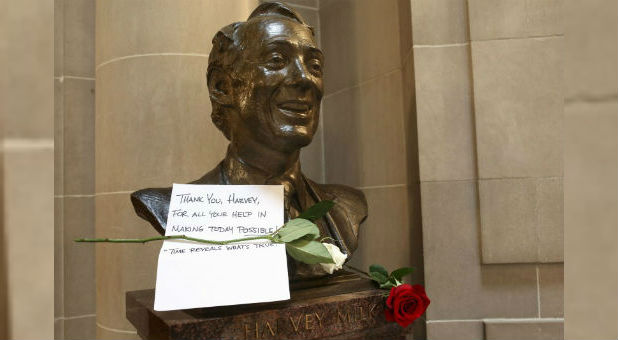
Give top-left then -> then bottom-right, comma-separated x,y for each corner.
231,17 -> 324,152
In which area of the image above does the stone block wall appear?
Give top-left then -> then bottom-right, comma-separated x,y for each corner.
412,0 -> 564,338
563,0 -> 617,338
2,0 -> 54,338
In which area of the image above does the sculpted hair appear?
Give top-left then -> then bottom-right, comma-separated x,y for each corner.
207,2 -> 314,140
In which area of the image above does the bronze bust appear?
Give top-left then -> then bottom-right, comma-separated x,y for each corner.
130,2 -> 367,279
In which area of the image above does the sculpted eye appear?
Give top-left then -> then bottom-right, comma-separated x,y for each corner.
266,52 -> 286,69
308,58 -> 322,75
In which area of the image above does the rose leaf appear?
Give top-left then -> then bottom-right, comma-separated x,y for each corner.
297,200 -> 335,221
285,239 -> 335,264
369,264 -> 389,278
369,271 -> 389,284
390,267 -> 415,281
277,218 -> 320,242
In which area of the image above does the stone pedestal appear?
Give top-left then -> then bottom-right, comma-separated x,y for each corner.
126,273 -> 410,340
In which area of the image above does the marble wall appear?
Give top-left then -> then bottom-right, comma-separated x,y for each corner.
564,0 -> 618,338
2,0 -> 54,338
413,0 -> 564,339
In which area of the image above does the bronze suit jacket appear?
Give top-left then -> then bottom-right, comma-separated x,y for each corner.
130,162 -> 367,278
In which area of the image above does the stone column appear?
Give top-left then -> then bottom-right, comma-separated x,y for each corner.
95,1 -> 258,338
54,0 -> 97,338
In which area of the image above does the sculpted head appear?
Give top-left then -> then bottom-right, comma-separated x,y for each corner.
207,2 -> 323,153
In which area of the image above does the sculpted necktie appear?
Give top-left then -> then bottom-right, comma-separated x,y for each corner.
264,176 -> 300,222
282,181 -> 300,222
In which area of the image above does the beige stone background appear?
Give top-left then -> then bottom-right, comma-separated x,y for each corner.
0,0 -> 615,339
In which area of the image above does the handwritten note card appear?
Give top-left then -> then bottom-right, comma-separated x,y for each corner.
154,184 -> 290,311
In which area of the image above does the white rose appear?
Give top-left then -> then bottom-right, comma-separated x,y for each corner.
320,243 -> 347,274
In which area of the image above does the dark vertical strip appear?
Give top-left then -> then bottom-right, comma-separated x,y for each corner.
397,0 -> 425,338
0,148 -> 9,339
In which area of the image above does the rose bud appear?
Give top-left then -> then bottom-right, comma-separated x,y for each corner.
319,243 -> 347,274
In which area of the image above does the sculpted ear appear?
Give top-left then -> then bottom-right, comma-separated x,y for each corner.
207,67 -> 234,106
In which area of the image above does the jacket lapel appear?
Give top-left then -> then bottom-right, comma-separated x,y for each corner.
303,177 -> 353,255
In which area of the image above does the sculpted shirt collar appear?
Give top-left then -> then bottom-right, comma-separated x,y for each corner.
220,148 -> 304,198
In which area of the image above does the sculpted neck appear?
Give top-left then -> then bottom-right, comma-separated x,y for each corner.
229,138 -> 300,179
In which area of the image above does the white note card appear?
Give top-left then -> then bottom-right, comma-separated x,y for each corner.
153,184 -> 290,311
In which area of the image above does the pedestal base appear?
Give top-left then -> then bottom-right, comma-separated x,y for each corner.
126,273 -> 410,340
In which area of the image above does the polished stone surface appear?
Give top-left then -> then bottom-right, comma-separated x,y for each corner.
126,274 -> 409,340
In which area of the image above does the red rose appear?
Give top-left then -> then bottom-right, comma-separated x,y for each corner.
384,284 -> 430,327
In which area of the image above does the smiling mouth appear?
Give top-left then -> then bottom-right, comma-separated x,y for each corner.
276,100 -> 312,118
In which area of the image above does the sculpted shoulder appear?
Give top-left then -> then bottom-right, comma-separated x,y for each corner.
130,187 -> 172,235
308,180 -> 368,232
130,166 -> 223,235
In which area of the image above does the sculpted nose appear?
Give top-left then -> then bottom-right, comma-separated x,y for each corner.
286,58 -> 311,87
